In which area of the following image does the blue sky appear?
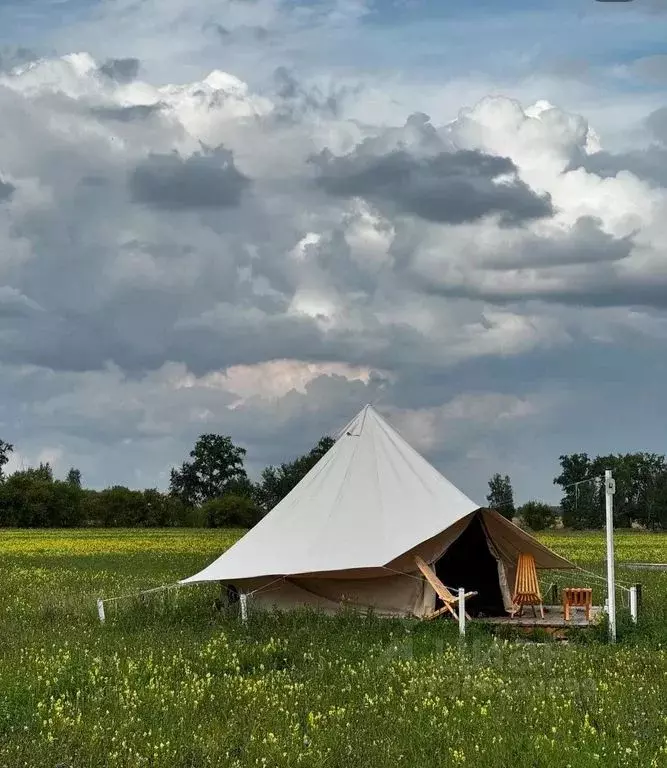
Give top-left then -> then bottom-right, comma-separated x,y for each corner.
4,0 -> 666,84
0,0 -> 666,504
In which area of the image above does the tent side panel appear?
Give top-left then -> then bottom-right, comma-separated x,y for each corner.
239,573 -> 428,618
478,515 -> 514,611
480,509 -> 574,570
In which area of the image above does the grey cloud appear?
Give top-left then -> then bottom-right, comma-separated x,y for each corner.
404,218 -> 656,309
205,22 -> 271,43
572,107 -> 667,187
337,113 -> 447,161
129,146 -> 250,210
0,178 -> 14,201
414,267 -> 667,312
2,52 -> 667,505
577,147 -> 667,187
98,57 -> 140,83
211,24 -> 231,38
0,286 -> 43,317
631,54 -> 667,83
271,67 -> 354,120
0,46 -> 37,72
91,104 -> 163,122
542,57 -> 592,81
313,146 -> 553,226
572,108 -> 667,185
482,217 -> 634,270
647,107 -> 667,143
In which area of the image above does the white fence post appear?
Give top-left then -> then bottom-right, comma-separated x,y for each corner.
97,598 -> 106,623
239,593 -> 248,623
458,588 -> 466,638
629,586 -> 638,624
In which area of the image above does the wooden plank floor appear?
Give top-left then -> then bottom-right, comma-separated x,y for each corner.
474,605 -> 603,627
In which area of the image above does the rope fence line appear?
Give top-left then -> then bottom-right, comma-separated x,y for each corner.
95,562 -> 638,623
99,581 -> 186,605
96,581 -> 190,622
544,567 -> 633,593
96,575 -> 288,622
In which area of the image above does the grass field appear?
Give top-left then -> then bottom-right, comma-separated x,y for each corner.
0,529 -> 665,768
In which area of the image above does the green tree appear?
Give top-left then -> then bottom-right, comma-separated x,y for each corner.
486,473 -> 515,520
590,452 -> 666,528
518,500 -> 556,531
554,453 -> 598,529
80,489 -> 101,526
50,480 -> 84,527
202,494 -> 261,528
169,434 -> 249,507
97,486 -> 148,527
0,439 -> 13,482
257,436 -> 335,513
0,467 -> 83,527
556,452 -> 667,529
66,468 -> 82,488
646,470 -> 667,530
142,488 -> 192,527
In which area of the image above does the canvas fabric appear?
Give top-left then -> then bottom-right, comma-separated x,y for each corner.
182,405 -> 574,617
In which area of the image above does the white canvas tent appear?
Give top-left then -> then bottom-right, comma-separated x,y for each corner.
182,405 -> 574,617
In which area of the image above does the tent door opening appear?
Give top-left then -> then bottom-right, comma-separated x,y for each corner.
434,515 -> 506,617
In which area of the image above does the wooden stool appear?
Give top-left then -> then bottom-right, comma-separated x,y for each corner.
562,587 -> 592,621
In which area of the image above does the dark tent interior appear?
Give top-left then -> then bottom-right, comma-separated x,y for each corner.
435,514 -> 506,617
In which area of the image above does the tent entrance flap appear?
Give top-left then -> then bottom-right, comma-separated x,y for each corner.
434,516 -> 506,617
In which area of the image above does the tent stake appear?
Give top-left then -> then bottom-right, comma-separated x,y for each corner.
458,588 -> 466,638
239,593 -> 248,623
97,598 -> 106,623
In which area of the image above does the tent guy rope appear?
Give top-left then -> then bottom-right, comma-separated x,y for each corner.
96,575 -> 287,622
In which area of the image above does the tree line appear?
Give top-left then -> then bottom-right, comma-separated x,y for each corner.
487,451 -> 667,531
0,435 -> 334,528
1,434 -> 665,530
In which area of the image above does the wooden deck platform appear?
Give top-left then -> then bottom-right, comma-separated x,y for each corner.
475,605 -> 603,628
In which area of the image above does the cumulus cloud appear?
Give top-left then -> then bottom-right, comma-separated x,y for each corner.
130,146 -> 250,209
1,46 -> 666,500
313,145 -> 554,226
646,107 -> 667,143
0,178 -> 14,201
98,57 -> 140,83
91,104 -> 163,123
0,46 -> 36,73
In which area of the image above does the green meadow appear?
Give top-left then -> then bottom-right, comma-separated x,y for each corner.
0,529 -> 665,767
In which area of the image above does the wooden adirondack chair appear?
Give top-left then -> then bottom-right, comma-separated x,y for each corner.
510,553 -> 544,618
414,556 -> 477,621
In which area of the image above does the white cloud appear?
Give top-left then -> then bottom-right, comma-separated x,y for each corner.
0,42 -> 666,501
386,392 -> 548,454
178,359 -> 378,402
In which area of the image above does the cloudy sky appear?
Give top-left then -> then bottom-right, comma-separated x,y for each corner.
1,0 -> 666,504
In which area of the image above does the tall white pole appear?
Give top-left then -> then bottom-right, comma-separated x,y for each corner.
239,593 -> 248,623
605,469 -> 616,643
458,588 -> 466,638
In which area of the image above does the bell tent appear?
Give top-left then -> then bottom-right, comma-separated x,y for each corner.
181,405 -> 574,617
